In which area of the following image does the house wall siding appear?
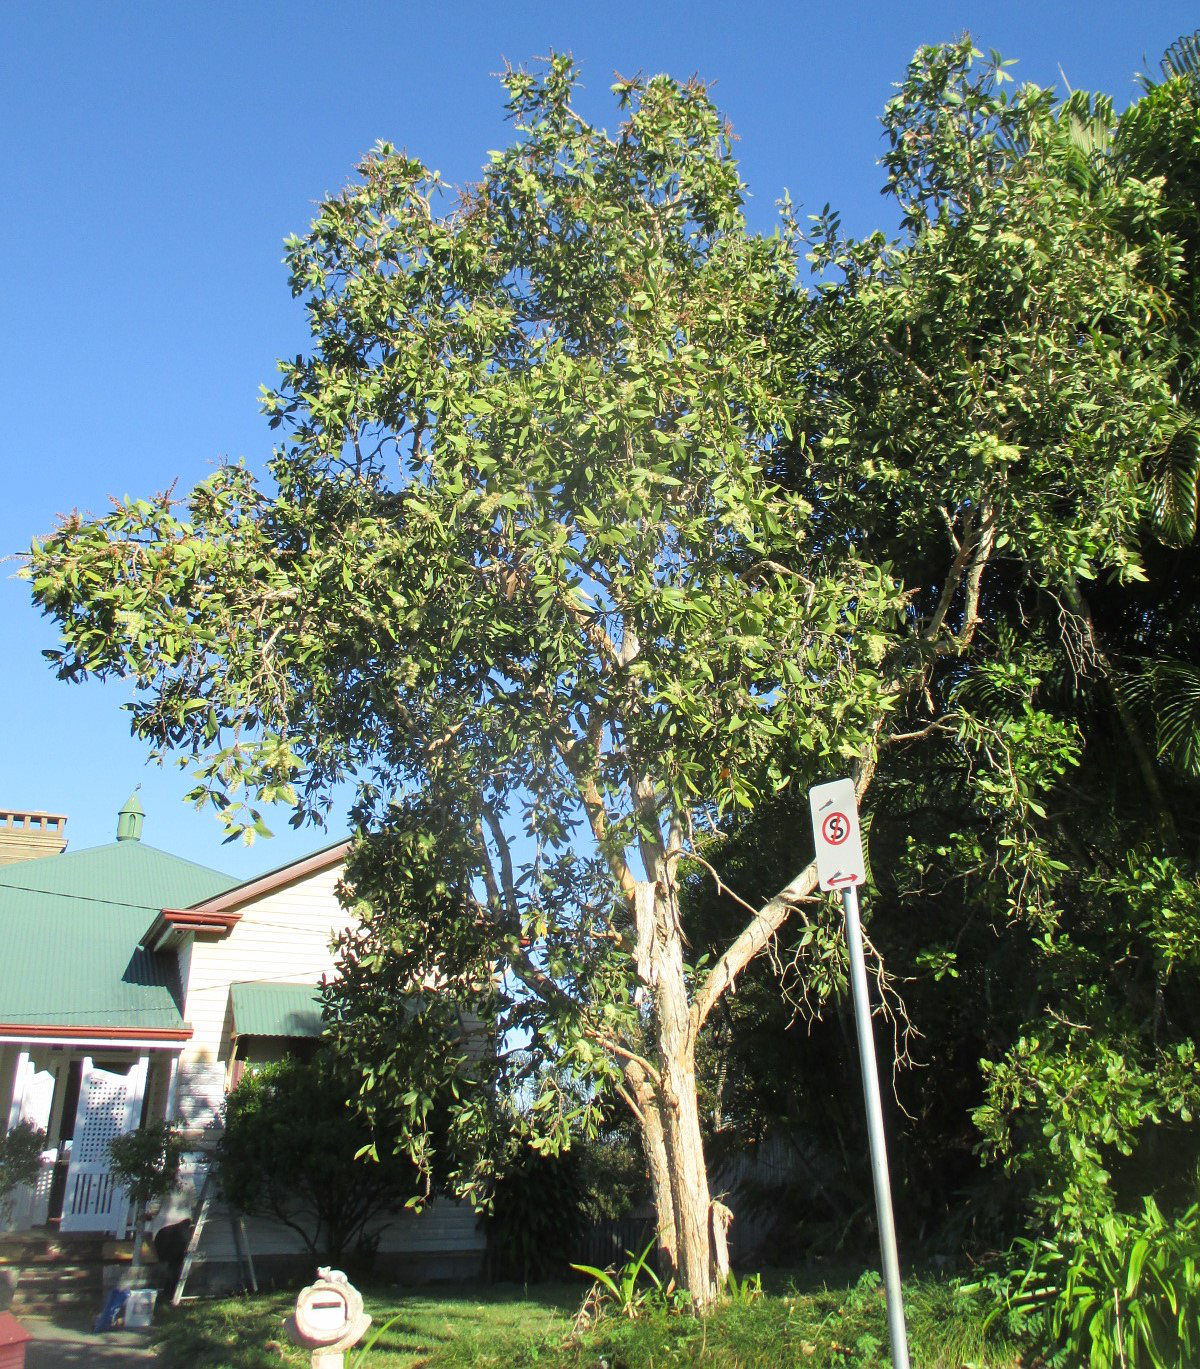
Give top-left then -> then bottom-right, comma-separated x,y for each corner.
162,855 -> 485,1284
194,1199 -> 483,1261
0,1046 -> 16,1125
178,863 -> 353,1075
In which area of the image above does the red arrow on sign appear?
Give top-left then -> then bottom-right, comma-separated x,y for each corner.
826,872 -> 861,888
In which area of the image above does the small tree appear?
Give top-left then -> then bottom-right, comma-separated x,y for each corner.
107,1122 -> 184,1279
0,1123 -> 45,1227
215,1051 -> 421,1268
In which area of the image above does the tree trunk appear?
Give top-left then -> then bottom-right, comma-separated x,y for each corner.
644,882 -> 716,1306
626,1062 -> 678,1274
129,1211 -> 145,1282
655,1035 -> 713,1303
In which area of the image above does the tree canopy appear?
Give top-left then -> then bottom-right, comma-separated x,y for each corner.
31,57 -> 902,1300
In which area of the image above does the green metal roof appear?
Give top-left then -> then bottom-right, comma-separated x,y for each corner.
0,838 -> 236,1031
230,981 -> 324,1039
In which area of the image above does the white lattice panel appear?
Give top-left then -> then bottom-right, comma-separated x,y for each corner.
73,1069 -> 128,1163
60,1056 -> 147,1234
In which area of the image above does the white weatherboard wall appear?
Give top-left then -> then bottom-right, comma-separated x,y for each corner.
193,1198 -> 484,1268
167,857 -> 485,1285
176,861 -> 354,1116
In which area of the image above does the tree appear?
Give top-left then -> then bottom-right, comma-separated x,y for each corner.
26,46 -> 1186,1306
683,40 -> 1200,1359
107,1122 -> 184,1280
215,1052 -> 421,1267
29,58 -> 899,1303
1118,30 -> 1200,548
0,1123 -> 44,1226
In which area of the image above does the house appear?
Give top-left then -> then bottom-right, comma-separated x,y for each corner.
0,799 -> 484,1290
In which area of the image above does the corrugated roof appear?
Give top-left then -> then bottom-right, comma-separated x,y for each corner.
0,841 -> 236,1031
0,839 -> 235,907
230,981 -> 324,1038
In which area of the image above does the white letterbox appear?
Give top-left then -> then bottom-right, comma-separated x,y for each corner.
286,1268 -> 371,1368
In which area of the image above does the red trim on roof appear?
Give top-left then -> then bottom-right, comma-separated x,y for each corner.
161,909 -> 241,932
141,906 -> 241,950
0,1023 -> 192,1042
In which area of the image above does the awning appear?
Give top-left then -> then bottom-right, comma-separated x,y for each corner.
229,982 -> 324,1039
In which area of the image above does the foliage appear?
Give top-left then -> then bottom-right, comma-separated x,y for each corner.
973,1025 -> 1200,1237
978,1196 -> 1200,1368
485,1145 -> 589,1283
25,28 -> 1200,1316
0,1123 -> 45,1220
574,1124 -> 646,1223
720,1269 -> 763,1305
570,1240 -> 674,1320
215,1050 -> 422,1266
672,37 -> 1200,1364
107,1121 -> 185,1211
26,50 -> 908,1300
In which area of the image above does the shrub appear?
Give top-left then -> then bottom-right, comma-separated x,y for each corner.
215,1049 -> 422,1269
981,1197 -> 1200,1367
485,1147 -> 589,1283
0,1123 -> 45,1222
108,1121 -> 185,1211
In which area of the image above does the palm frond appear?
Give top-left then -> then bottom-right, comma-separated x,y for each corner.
1147,423 -> 1200,547
1161,31 -> 1200,87
1154,661 -> 1200,776
1117,660 -> 1200,777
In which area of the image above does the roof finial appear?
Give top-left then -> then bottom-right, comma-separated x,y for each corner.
117,790 -> 144,843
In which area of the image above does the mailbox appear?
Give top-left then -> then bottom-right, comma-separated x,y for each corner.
286,1268 -> 371,1369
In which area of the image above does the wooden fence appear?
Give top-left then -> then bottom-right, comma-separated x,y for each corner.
569,1133 -> 804,1274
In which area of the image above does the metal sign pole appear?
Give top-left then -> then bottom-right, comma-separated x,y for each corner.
841,882 -> 910,1369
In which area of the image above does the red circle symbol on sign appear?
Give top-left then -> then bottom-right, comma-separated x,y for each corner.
821,812 -> 851,846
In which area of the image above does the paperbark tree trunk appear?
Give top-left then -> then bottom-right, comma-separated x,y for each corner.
626,1061 -> 678,1274
637,878 -> 718,1305
656,1027 -> 714,1303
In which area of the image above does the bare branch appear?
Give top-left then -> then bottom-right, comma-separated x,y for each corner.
693,749 -> 882,1033
684,850 -> 764,920
472,815 -> 504,915
554,724 -> 638,904
883,715 -> 958,746
923,508 -> 977,643
922,502 -> 995,651
692,859 -> 821,1031
615,1081 -> 645,1125
482,806 -> 520,923
957,504 -> 996,648
507,948 -> 660,1085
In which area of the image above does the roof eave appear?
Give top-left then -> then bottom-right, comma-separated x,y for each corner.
0,1023 -> 191,1046
142,907 -> 242,951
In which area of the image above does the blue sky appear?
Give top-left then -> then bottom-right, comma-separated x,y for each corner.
2,1 -> 1195,876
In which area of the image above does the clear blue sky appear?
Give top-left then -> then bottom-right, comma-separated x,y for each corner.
2,1 -> 1195,877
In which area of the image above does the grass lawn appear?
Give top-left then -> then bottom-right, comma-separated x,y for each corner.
154,1269 -> 1023,1367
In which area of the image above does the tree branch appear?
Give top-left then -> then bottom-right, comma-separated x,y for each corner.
691,859 -> 821,1032
693,752 -> 881,1033
481,805 -> 520,922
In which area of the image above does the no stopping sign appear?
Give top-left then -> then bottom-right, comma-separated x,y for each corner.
809,778 -> 866,890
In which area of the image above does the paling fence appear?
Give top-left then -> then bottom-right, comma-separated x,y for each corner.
568,1132 -> 804,1274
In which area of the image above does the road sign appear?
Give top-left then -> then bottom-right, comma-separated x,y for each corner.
808,777 -> 866,891
808,775 -> 910,1369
